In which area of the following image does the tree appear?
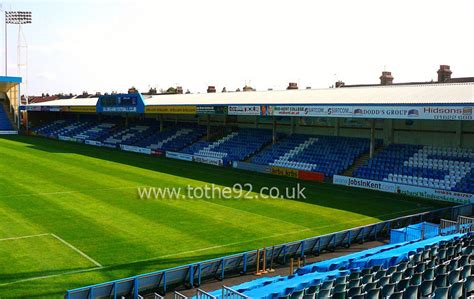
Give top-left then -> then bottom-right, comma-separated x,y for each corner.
166,87 -> 177,94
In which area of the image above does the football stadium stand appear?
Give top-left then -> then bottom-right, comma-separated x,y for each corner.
251,135 -> 380,177
13,65 -> 474,299
64,204 -> 474,299
33,119 -> 100,138
0,104 -> 14,131
69,122 -> 118,141
181,128 -> 273,163
32,120 -> 209,152
202,231 -> 474,299
32,119 -> 71,136
29,116 -> 474,196
135,125 -> 207,152
354,144 -> 474,193
37,119 -> 120,142
99,122 -> 158,147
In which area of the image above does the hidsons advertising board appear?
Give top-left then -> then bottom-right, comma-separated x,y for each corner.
333,175 -> 473,204
228,105 -> 473,120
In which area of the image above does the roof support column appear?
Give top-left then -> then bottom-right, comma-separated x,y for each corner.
456,121 -> 463,147
175,114 -> 178,125
159,114 -> 163,132
25,111 -> 29,131
386,119 -> 394,145
272,117 -> 277,145
255,116 -> 259,128
206,114 -> 211,141
223,114 -> 227,127
291,117 -> 295,135
334,118 -> 340,136
369,119 -> 375,158
125,115 -> 128,128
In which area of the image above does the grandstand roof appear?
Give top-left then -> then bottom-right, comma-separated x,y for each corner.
25,82 -> 474,107
0,76 -> 22,93
144,83 -> 474,105
27,97 -> 98,106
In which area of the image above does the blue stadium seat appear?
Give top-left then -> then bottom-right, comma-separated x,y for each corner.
181,128 -> 273,163
251,134 -> 380,177
353,144 -> 474,193
0,104 -> 14,130
204,231 -> 473,299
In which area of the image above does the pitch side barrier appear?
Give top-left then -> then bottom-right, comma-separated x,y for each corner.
65,203 -> 473,299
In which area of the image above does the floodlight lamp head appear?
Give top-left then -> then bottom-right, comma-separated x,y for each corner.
5,11 -> 32,24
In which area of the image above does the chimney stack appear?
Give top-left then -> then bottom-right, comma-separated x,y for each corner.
380,71 -> 394,85
207,86 -> 216,93
243,85 -> 254,92
335,80 -> 345,88
287,82 -> 298,90
437,65 -> 452,82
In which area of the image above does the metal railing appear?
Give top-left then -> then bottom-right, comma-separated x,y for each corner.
458,216 -> 474,233
174,291 -> 188,299
222,286 -> 249,299
440,219 -> 458,235
64,203 -> 473,299
196,289 -> 217,299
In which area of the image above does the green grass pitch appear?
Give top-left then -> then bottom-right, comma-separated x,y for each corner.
0,135 -> 451,298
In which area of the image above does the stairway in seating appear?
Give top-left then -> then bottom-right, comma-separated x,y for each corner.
343,146 -> 384,177
151,128 -> 192,149
244,140 -> 275,162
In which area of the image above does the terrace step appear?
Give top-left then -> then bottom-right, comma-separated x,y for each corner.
343,145 -> 384,177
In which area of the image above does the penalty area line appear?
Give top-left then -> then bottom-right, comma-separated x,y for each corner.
0,233 -> 50,242
50,233 -> 103,268
0,266 -> 103,287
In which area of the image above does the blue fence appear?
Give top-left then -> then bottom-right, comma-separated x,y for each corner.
65,203 -> 474,299
390,221 -> 440,243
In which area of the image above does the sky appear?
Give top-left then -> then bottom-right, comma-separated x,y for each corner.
2,0 -> 474,95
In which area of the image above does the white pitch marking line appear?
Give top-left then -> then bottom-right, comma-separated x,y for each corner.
50,233 -> 103,268
0,233 -> 50,242
0,186 -> 139,199
0,267 -> 103,287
